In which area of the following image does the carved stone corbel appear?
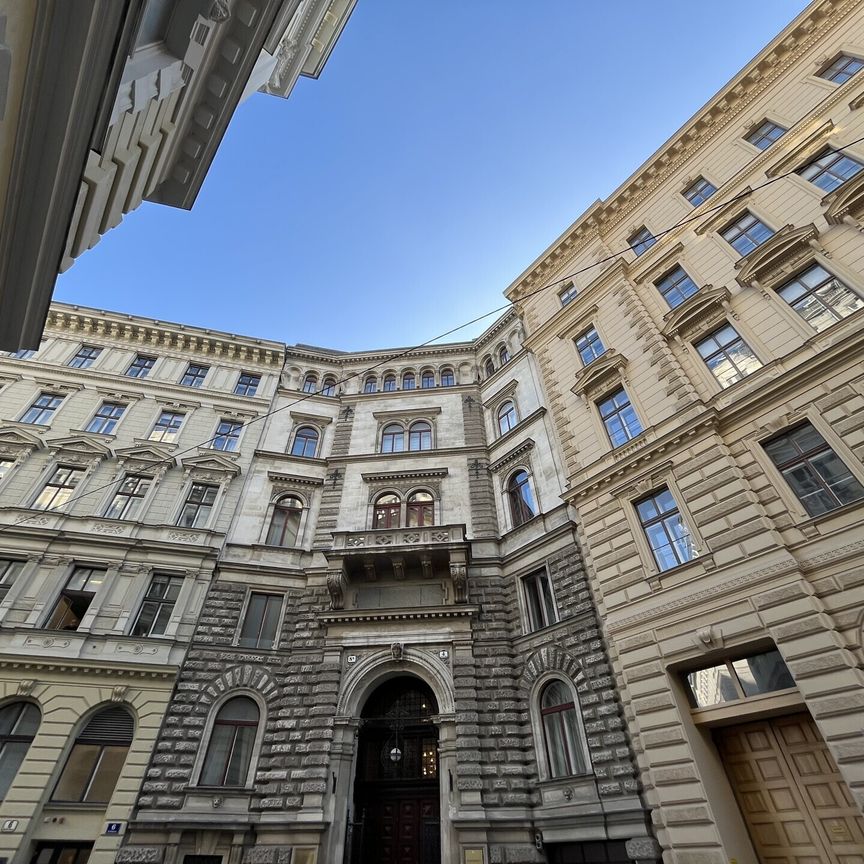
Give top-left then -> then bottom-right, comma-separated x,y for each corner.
327,569 -> 346,610
449,562 -> 468,604
391,557 -> 405,580
420,556 -> 433,580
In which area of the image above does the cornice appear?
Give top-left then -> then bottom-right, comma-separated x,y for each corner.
570,350 -> 628,400
734,223 -> 822,288
0,657 -> 178,679
361,468 -> 450,483
489,438 -> 535,474
266,471 -> 324,487
319,605 -> 479,625
823,168 -> 864,224
661,285 -> 732,341
372,406 -> 443,422
506,0 -> 859,299
765,119 -> 834,177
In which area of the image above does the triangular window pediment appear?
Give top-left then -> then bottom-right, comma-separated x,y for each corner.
115,444 -> 176,470
180,452 -> 241,476
0,425 -> 45,453
735,223 -> 821,288
46,434 -> 113,459
571,350 -> 628,399
662,285 -> 731,341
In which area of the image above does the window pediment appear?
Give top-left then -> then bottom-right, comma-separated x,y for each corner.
180,452 -> 240,478
695,188 -> 752,235
289,411 -> 332,427
735,223 -> 822,288
372,407 -> 442,424
482,379 -> 519,409
571,349 -> 628,400
661,285 -> 731,341
46,434 -> 113,463
823,168 -> 864,225
115,443 -> 176,473
765,119 -> 834,178
0,425 -> 45,457
489,439 -> 534,474
629,241 -> 686,285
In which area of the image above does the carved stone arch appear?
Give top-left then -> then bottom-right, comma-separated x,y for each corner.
199,664 -> 278,707
336,647 -> 455,717
520,644 -> 587,693
368,486 -> 402,505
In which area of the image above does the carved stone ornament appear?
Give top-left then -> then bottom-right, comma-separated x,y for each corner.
823,169 -> 864,227
112,685 -> 129,702
570,349 -> 628,401
693,625 -> 723,650
661,285 -> 733,342
391,642 -> 405,662
735,223 -> 822,290
327,569 -> 346,610
17,679 -> 36,696
449,562 -> 468,604
207,1 -> 230,23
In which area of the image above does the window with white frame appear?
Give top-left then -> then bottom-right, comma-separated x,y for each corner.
381,423 -> 404,453
321,377 -> 337,397
402,372 -> 415,390
440,368 -> 455,386
421,370 -> 435,389
180,363 -> 209,388
819,54 -> 864,84
694,324 -> 762,388
522,570 -> 557,632
655,265 -> 699,308
148,409 -> 185,443
199,697 -> 260,787
383,374 -> 397,392
721,212 -> 774,256
745,119 -> 786,150
238,593 -> 283,649
363,376 -> 377,394
266,495 -> 303,546
45,566 -> 107,631
33,466 -> 83,511
86,402 -> 125,435
21,393 -> 63,425
776,264 -> 864,332
67,345 -> 101,369
302,373 -> 317,394
211,419 -> 242,452
597,387 -> 643,447
539,680 -> 587,778
234,372 -> 260,396
506,469 -> 536,527
177,482 -> 218,528
682,176 -> 716,206
763,422 -> 864,517
131,574 -> 183,637
409,421 -> 432,451
559,283 -> 578,306
0,559 -> 25,601
635,487 -> 695,571
574,326 -> 606,365
797,148 -> 864,193
105,474 -> 153,520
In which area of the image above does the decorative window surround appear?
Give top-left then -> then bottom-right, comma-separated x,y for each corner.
179,452 -> 240,479
372,407 -> 443,423
570,349 -> 629,402
0,426 -> 45,463
554,305 -> 599,344
489,439 -> 535,475
288,411 -> 332,427
361,468 -> 449,484
46,435 -> 113,467
267,471 -> 325,489
694,188 -> 753,236
661,285 -> 734,342
764,120 -> 835,178
735,223 -> 824,291
629,241 -> 687,286
822,168 -> 864,226
481,379 -> 519,410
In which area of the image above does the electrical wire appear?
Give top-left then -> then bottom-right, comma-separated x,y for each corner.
2,136 -> 862,538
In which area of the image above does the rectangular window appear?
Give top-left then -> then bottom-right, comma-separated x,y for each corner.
234,372 -> 260,397
46,567 -> 107,630
85,402 -> 125,435
177,482 -> 218,528
148,410 -> 185,443
819,54 -> 864,84
628,226 -> 656,256
695,324 -> 761,388
21,393 -> 63,425
635,487 -> 695,572
574,326 -> 605,366
682,176 -> 716,206
67,346 -> 101,369
33,466 -> 83,511
126,355 -> 155,378
522,570 -> 557,632
777,264 -> 864,332
5,348 -> 35,360
745,119 -> 786,150
0,458 -> 14,480
559,283 -> 578,306
721,212 -> 774,256
0,559 -> 24,601
238,592 -> 283,649
180,363 -> 209,388
131,574 -> 183,637
685,649 -> 795,709
797,149 -> 864,193
598,387 -> 643,447
104,474 -> 153,520
763,423 -> 864,517
655,265 -> 699,308
211,420 -> 242,452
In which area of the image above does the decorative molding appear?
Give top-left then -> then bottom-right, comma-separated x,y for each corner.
199,664 -> 278,705
823,169 -> 864,226
449,562 -> 468,604
520,644 -> 586,691
321,605 -> 478,625
661,285 -> 733,342
735,223 -> 822,289
694,187 -> 753,236
609,461 -> 675,501
289,410 -> 333,427
765,119 -> 834,177
361,468 -> 449,484
372,407 -> 442,423
488,439 -> 535,474
0,425 -> 44,457
570,349 -> 628,401
46,434 -> 112,465
180,452 -> 240,478
629,241 -> 686,286
554,304 -> 599,343
327,568 -> 346,610
266,471 -> 324,487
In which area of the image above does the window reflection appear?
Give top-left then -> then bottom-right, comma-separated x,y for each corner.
684,649 -> 795,708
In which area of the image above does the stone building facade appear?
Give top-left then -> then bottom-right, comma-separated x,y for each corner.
507,1 -> 864,863
0,305 -> 283,864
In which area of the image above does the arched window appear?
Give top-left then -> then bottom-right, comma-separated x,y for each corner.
408,421 -> 432,451
483,357 -> 495,378
291,426 -> 319,458
497,400 -> 517,435
381,423 -> 405,453
321,377 -> 337,397
407,491 -> 434,527
421,370 -> 435,389
402,372 -> 415,390
440,368 -> 455,387
499,345 -> 511,365
0,702 -> 40,800
200,696 -> 259,787
374,493 -> 401,529
507,469 -> 536,526
540,680 -> 586,778
52,706 -> 133,803
302,373 -> 317,394
266,495 -> 303,547
383,375 -> 396,392
364,376 -> 377,394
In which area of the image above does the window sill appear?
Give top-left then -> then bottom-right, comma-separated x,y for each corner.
502,513 -> 543,538
44,801 -> 109,811
796,495 -> 864,537
647,553 -> 708,589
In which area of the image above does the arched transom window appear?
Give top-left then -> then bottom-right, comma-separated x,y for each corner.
200,696 -> 260,787
408,421 -> 432,451
0,702 -> 40,800
381,423 -> 405,453
440,368 -> 455,387
364,376 -> 377,394
407,490 -> 434,527
483,357 -> 495,378
302,373 -> 317,394
402,372 -> 416,390
374,493 -> 401,529
321,377 -> 337,397
421,370 -> 435,389
383,374 -> 397,392
507,469 -> 536,527
540,680 -> 586,778
497,400 -> 517,435
266,495 -> 303,547
499,345 -> 511,365
291,426 -> 319,458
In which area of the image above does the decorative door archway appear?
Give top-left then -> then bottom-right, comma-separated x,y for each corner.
348,676 -> 441,864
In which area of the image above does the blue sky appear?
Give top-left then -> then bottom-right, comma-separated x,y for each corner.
56,1 -> 810,350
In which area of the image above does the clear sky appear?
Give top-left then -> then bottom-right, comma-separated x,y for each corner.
56,0 -> 811,351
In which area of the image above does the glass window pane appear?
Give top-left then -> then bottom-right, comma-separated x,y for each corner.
543,714 -> 568,778
686,664 -> 739,707
83,745 -> 128,803
200,724 -> 233,785
732,650 -> 795,697
224,724 -> 256,786
53,744 -> 100,801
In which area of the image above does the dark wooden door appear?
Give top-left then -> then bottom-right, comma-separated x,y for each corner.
357,785 -> 439,864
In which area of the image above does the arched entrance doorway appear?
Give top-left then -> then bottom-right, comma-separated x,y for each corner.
349,676 -> 441,864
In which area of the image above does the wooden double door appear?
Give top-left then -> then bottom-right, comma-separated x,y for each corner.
715,713 -> 864,864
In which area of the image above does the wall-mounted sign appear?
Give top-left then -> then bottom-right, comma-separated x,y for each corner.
438,649 -> 449,659
105,822 -> 124,835
0,819 -> 17,831
347,655 -> 357,663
